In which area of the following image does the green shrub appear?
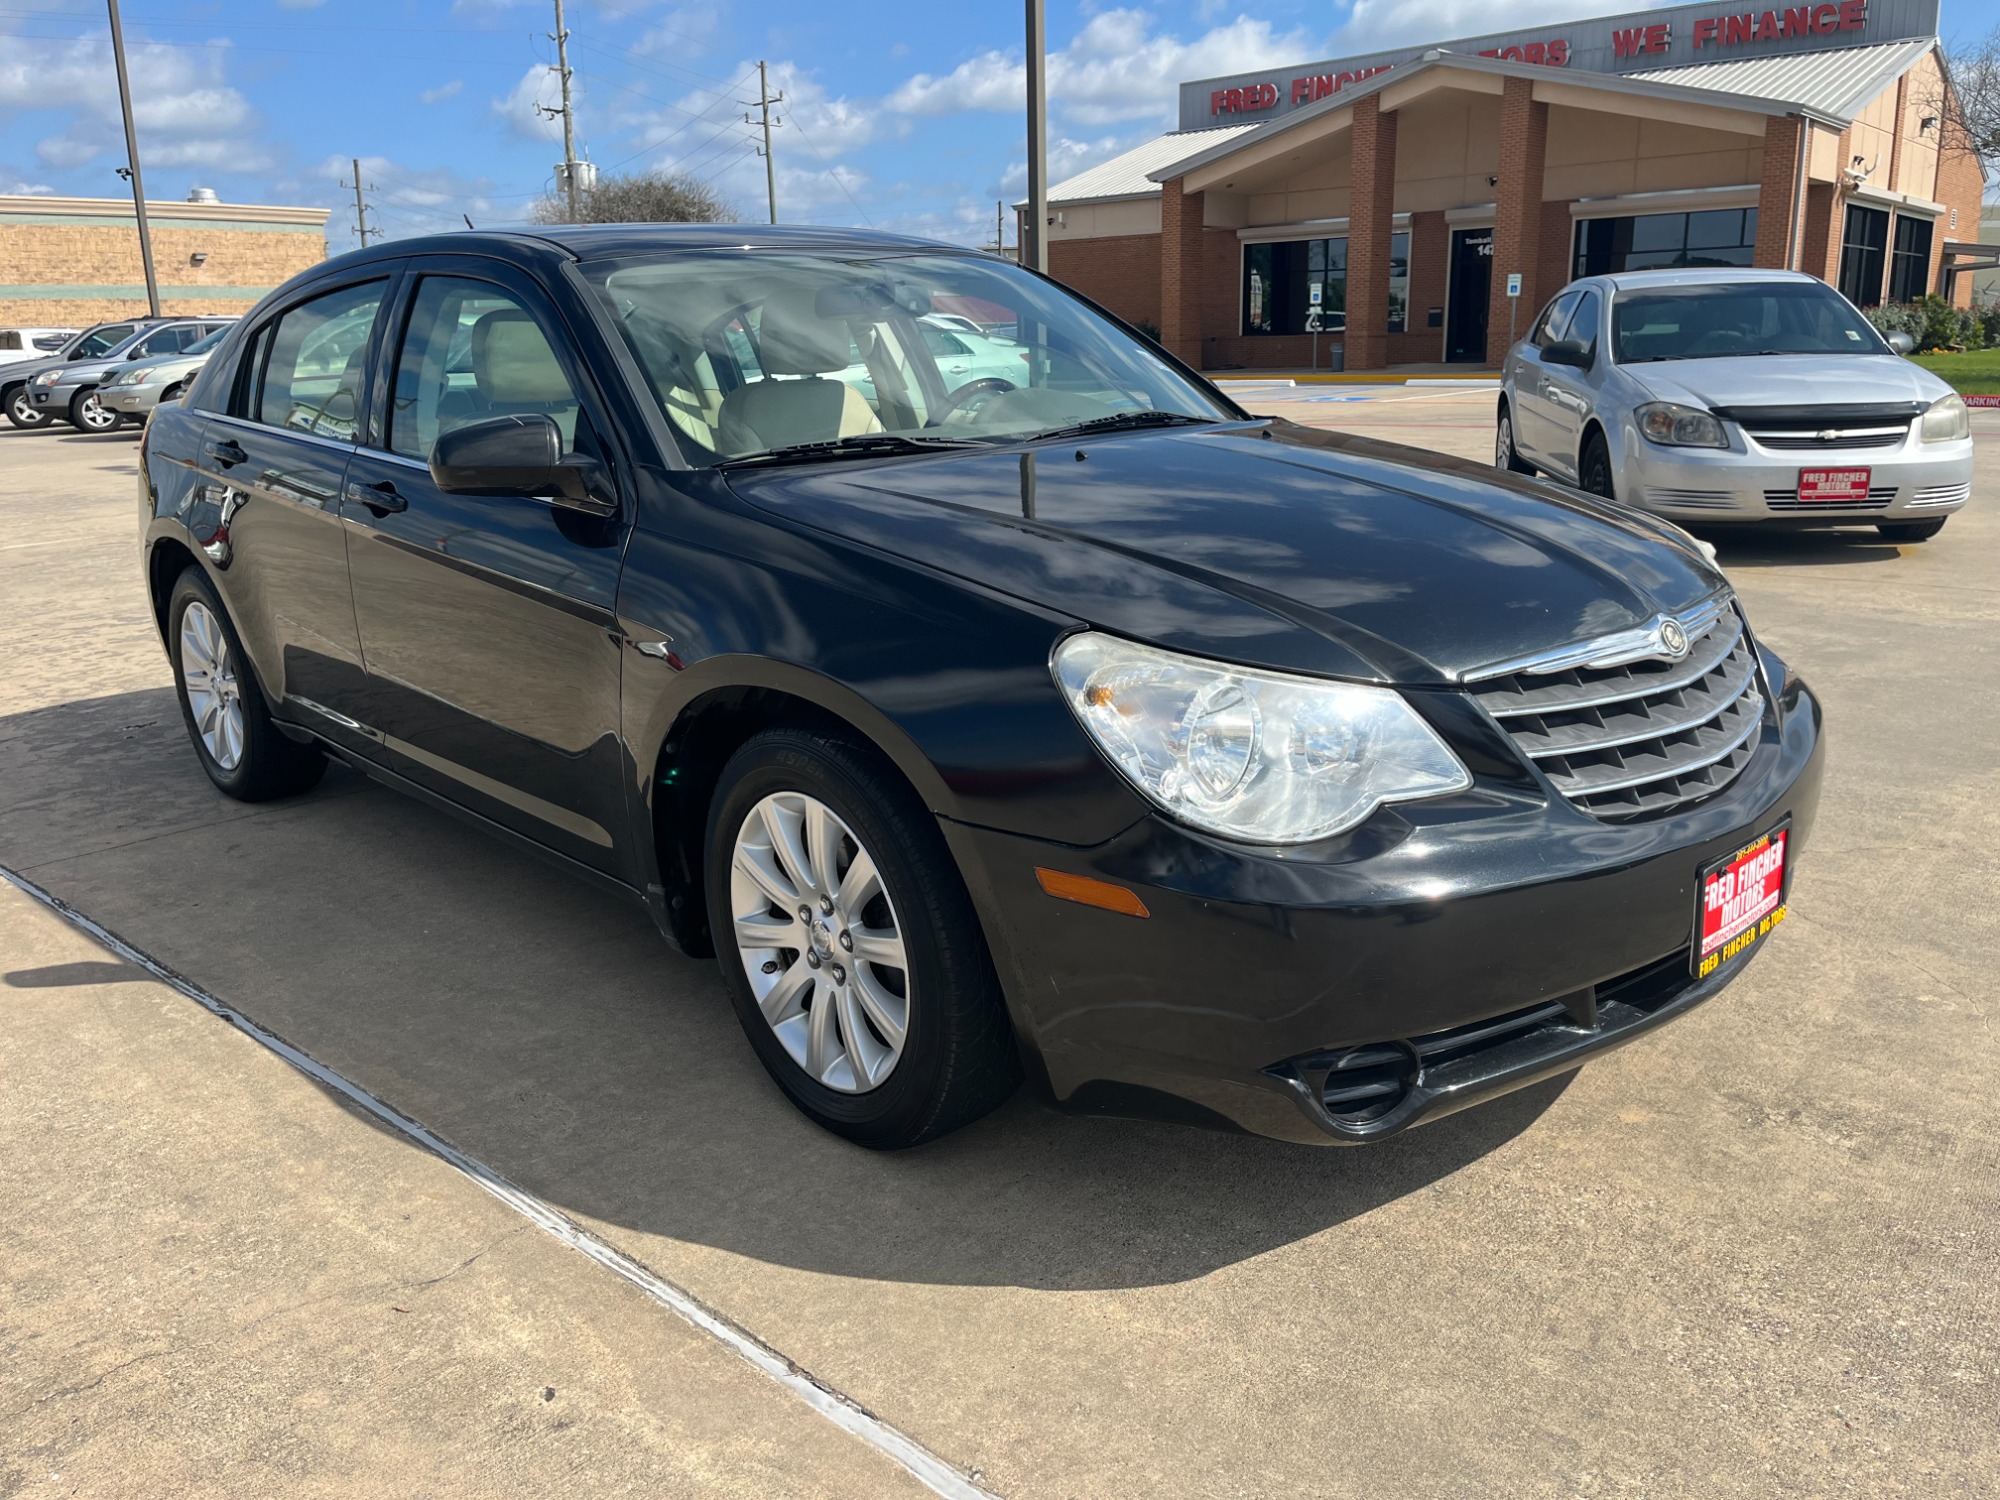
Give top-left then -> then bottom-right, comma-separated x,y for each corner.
1867,297 -> 1982,353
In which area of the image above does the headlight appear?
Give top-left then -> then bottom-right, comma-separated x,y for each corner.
34,369 -> 61,386
1636,402 -> 1727,448
1051,633 -> 1471,844
1920,393 -> 1969,443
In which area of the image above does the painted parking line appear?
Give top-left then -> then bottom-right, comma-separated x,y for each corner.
0,861 -> 1002,1500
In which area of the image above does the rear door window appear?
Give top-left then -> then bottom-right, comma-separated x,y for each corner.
253,281 -> 388,440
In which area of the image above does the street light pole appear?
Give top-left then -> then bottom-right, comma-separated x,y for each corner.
106,0 -> 160,318
1024,0 -> 1047,274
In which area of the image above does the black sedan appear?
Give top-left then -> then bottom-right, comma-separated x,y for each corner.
136,226 -> 1823,1148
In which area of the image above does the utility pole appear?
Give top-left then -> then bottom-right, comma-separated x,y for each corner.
1024,0 -> 1047,273
549,0 -> 581,220
744,61 -> 784,225
106,0 -> 160,317
995,199 -> 1004,257
344,158 -> 374,247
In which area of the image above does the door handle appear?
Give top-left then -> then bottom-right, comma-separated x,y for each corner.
206,438 -> 246,468
346,478 -> 408,515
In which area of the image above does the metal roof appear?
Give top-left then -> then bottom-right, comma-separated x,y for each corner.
1632,37 -> 1933,119
1038,126 -> 1260,206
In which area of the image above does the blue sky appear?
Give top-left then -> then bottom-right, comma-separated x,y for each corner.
0,0 -> 1807,249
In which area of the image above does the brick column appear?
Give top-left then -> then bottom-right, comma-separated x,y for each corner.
1159,177 -> 1207,368
1345,94 -> 1398,372
1754,115 -> 1805,270
1487,76 -> 1548,367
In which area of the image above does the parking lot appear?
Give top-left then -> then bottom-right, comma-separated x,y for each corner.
4,395 -> 1997,1497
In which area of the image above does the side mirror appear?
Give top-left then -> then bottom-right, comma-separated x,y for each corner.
1885,330 -> 1915,355
429,414 -> 615,516
1542,338 -> 1594,370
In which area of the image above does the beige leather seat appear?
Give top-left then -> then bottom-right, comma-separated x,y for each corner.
717,290 -> 880,453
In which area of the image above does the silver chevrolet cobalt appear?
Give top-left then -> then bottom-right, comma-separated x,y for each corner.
1496,268 -> 1973,544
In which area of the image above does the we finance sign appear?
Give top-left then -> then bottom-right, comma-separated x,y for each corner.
1176,0 -> 1938,129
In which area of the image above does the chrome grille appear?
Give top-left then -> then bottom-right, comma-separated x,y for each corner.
1910,481 -> 1971,509
1762,486 -> 1898,512
1468,600 -> 1765,820
1746,424 -> 1908,451
1642,486 -> 1737,510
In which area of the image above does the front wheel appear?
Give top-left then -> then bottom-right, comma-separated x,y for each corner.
1578,430 -> 1616,501
5,386 -> 52,429
68,387 -> 121,433
1495,404 -> 1535,474
705,728 -> 1021,1148
1877,518 -> 1946,544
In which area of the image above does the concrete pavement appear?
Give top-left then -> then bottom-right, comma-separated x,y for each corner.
2,409 -> 1996,1497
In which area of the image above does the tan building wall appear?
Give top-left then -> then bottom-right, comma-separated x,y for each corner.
0,195 -> 329,327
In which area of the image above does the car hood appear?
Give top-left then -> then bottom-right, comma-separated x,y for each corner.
1626,353 -> 1947,412
122,351 -> 206,378
1,352 -> 76,384
723,421 -> 1725,685
57,357 -> 122,382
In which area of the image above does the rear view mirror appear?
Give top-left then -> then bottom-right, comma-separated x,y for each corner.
429,414 -> 614,516
1542,338 -> 1593,370
1885,330 -> 1915,355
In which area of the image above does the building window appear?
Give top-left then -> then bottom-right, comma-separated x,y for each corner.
1572,208 -> 1759,277
1838,204 -> 1889,308
1887,214 -> 1934,303
1242,232 -> 1409,335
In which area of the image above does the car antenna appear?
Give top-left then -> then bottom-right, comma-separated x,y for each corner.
463,214 -> 476,230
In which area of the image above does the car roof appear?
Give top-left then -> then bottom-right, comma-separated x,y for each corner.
1596,267 -> 1825,293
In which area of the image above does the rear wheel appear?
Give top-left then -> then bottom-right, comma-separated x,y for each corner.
5,385 -> 51,430
1495,404 -> 1535,474
1578,429 -> 1616,501
705,727 -> 1020,1148
68,387 -> 121,433
167,567 -> 326,801
1877,518 -> 1946,544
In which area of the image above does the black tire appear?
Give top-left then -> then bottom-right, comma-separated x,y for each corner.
5,384 -> 52,430
166,566 -> 326,801
67,386 -> 120,433
1877,518 -> 1946,544
705,727 -> 1021,1148
1578,429 -> 1616,500
1494,402 -> 1535,474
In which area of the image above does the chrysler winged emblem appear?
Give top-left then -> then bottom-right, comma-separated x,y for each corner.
1658,618 -> 1690,658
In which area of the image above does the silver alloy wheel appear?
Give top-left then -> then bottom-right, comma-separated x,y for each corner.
729,790 -> 911,1093
74,391 -> 118,431
179,599 -> 245,771
1495,411 -> 1515,469
7,389 -> 40,425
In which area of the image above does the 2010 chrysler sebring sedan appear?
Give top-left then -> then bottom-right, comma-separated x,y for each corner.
137,227 -> 1823,1149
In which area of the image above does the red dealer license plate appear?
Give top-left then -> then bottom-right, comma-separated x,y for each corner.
1796,467 -> 1870,503
1695,823 -> 1791,978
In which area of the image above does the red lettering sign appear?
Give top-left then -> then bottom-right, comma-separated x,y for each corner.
1473,38 -> 1572,66
1690,0 -> 1862,49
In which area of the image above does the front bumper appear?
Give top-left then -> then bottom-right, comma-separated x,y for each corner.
100,384 -> 165,415
1619,426 -> 1973,524
942,652 -> 1825,1145
30,380 -> 89,414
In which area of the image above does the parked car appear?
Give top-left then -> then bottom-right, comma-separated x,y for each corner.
3,321 -> 160,429
98,325 -> 231,422
139,227 -> 1823,1149
1496,268 -> 1972,544
0,327 -> 79,365
32,317 -> 234,431
836,314 -> 1029,406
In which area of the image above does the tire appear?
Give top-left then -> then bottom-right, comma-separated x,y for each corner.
705,727 -> 1021,1148
5,385 -> 52,430
1495,403 -> 1535,474
68,387 -> 120,433
1578,429 -> 1616,500
166,566 -> 326,801
1877,518 -> 1946,544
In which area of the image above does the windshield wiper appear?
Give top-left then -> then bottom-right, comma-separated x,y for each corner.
715,432 -> 993,470
1026,410 -> 1218,441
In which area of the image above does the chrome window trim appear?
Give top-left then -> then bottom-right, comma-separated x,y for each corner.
206,410 -> 358,457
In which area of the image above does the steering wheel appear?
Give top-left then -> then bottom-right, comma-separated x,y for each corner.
927,377 -> 1016,426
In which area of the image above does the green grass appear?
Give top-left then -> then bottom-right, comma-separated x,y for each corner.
1911,349 -> 2000,395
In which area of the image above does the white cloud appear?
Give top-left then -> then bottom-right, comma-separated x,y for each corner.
312,154 -> 522,249
885,10 -> 1314,128
420,79 -> 464,105
493,62 -> 571,142
35,134 -> 106,169
1332,0 -> 1670,51
997,132 -> 1134,198
632,6 -> 720,58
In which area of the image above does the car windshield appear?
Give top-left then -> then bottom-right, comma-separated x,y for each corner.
70,324 -> 138,359
1611,282 -> 1888,363
185,327 -> 229,355
582,249 -> 1232,465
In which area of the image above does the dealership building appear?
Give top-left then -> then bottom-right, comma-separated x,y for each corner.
0,191 -> 328,330
1034,0 -> 1988,371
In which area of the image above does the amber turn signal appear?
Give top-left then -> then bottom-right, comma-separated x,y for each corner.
1034,867 -> 1150,918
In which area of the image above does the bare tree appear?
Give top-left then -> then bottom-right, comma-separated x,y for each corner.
1937,27 -> 2000,177
531,169 -> 737,226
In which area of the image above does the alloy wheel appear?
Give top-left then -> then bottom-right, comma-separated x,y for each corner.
7,390 -> 43,427
729,790 -> 911,1093
1495,413 -> 1514,469
74,392 -> 118,432
179,599 -> 245,771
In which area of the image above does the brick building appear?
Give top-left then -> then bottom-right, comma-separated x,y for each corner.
0,191 -> 329,328
1031,0 -> 1987,371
